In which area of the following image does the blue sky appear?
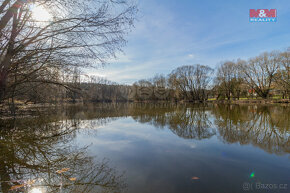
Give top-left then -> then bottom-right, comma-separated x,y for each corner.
87,0 -> 290,84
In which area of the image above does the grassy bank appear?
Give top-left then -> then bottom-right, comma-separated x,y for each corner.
207,98 -> 289,104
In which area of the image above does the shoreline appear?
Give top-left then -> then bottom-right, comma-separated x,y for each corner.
134,99 -> 290,104
0,99 -> 288,119
1,98 -> 289,110
207,99 -> 289,104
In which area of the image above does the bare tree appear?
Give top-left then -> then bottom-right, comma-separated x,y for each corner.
275,49 -> 290,98
152,74 -> 167,88
0,0 -> 137,103
168,64 -> 213,101
238,51 -> 280,98
216,61 -> 242,100
134,79 -> 153,87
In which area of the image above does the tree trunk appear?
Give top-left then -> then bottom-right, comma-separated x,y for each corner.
0,70 -> 7,103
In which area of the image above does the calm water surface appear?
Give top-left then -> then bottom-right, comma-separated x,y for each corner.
0,103 -> 289,193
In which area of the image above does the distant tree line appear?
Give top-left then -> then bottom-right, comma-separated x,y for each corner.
132,48 -> 289,101
132,64 -> 213,101
1,45 -> 289,111
1,47 -> 289,111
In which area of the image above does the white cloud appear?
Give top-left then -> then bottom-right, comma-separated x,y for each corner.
188,54 -> 195,58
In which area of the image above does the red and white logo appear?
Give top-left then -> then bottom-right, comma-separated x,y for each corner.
249,9 -> 277,22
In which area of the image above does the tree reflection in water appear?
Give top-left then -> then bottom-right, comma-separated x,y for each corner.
0,112 -> 126,193
212,104 -> 289,155
0,103 -> 289,192
129,103 -> 289,154
131,104 -> 215,139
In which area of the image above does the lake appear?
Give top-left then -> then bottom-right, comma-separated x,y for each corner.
0,103 -> 289,193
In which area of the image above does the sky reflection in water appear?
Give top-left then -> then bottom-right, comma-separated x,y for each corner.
0,103 -> 289,193
75,104 -> 289,193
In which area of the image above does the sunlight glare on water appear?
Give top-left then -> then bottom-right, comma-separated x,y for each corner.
29,187 -> 43,193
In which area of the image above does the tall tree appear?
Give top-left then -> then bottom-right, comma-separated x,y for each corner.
275,49 -> 290,98
0,0 -> 137,103
216,61 -> 242,100
239,51 -> 280,98
168,64 -> 213,101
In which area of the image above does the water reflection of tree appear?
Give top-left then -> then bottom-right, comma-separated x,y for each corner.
212,104 -> 290,155
130,103 -> 289,155
1,103 -> 288,192
167,106 -> 215,139
0,114 -> 126,193
131,103 -> 215,139
130,103 -> 177,129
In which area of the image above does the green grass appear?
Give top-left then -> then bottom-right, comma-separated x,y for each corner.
207,96 -> 285,101
239,98 -> 250,100
272,96 -> 283,99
